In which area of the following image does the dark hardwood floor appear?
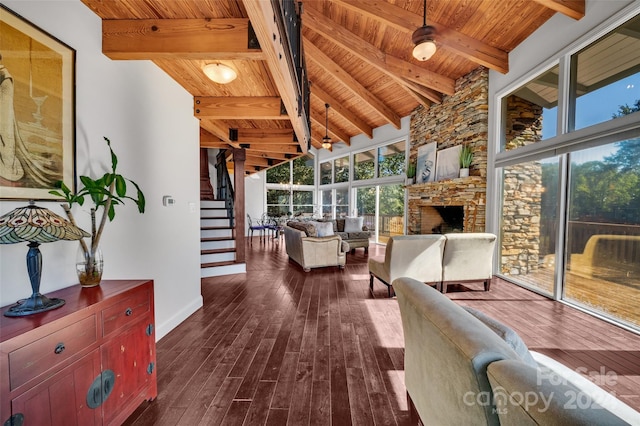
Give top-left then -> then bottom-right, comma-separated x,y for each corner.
124,238 -> 640,425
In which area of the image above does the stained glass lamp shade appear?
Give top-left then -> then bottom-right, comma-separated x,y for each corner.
0,202 -> 90,317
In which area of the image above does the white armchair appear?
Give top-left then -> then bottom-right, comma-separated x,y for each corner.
441,232 -> 497,293
368,235 -> 446,297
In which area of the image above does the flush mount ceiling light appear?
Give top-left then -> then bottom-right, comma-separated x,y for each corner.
322,103 -> 332,150
202,63 -> 237,84
412,0 -> 437,61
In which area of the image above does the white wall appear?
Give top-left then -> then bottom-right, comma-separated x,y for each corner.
0,0 -> 203,340
245,172 -> 266,236
485,0 -> 635,234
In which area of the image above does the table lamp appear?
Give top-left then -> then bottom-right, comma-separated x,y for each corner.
0,201 -> 90,317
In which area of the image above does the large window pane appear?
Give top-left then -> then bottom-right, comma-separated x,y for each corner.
293,190 -> 314,217
502,65 -> 559,151
292,156 -> 314,185
378,184 -> 404,244
378,141 -> 405,177
321,190 -> 332,218
320,161 -> 332,185
564,139 -> 640,327
334,156 -> 349,183
356,186 -> 376,237
500,158 -> 559,296
354,149 -> 375,180
267,189 -> 290,217
571,14 -> 640,131
266,162 -> 290,184
335,188 -> 349,218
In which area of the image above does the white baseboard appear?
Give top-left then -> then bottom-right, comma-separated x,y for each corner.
154,295 -> 203,341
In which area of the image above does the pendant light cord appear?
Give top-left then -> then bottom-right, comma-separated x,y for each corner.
422,0 -> 427,27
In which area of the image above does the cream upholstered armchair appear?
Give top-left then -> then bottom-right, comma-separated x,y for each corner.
368,235 -> 446,297
441,232 -> 497,293
283,224 -> 347,272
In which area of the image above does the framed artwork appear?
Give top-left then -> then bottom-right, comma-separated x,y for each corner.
0,5 -> 75,200
416,142 -> 436,183
435,145 -> 462,181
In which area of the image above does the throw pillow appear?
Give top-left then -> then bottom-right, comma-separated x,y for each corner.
344,217 -> 364,233
463,306 -> 538,367
310,221 -> 334,237
287,221 -> 317,237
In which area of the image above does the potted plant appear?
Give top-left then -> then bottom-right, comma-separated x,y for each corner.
49,137 -> 145,286
459,145 -> 473,178
406,162 -> 416,184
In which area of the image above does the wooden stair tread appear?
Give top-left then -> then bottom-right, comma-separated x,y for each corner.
201,260 -> 241,268
201,236 -> 235,242
201,248 -> 236,255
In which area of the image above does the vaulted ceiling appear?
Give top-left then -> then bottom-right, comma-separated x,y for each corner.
80,0 -> 585,174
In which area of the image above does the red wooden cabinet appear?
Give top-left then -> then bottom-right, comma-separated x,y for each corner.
0,280 -> 157,426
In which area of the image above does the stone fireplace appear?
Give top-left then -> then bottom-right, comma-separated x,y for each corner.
407,68 -> 489,235
408,177 -> 486,234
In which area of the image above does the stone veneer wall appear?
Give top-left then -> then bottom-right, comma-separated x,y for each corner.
407,67 -> 488,234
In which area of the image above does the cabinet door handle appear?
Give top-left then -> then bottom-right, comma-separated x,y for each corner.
54,343 -> 65,354
125,308 -> 133,316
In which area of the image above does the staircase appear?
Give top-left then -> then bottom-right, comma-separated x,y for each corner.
200,200 -> 246,277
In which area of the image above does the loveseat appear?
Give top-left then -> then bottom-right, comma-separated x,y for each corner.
318,217 -> 371,253
283,223 -> 348,272
394,276 -> 640,425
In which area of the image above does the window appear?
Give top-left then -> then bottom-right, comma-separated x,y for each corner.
378,141 -> 405,177
495,11 -> 640,330
355,184 -> 405,244
334,156 -> 349,183
564,139 -> 640,327
570,14 -> 640,131
354,149 -> 375,180
265,155 -> 315,217
502,65 -> 559,151
320,161 -> 332,185
353,141 -> 406,180
335,188 -> 349,218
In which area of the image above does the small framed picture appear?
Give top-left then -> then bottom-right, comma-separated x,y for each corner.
416,142 -> 436,183
435,145 -> 462,181
0,5 -> 76,200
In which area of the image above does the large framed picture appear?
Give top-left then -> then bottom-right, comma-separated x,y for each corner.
435,145 -> 462,181
416,142 -> 436,183
0,5 -> 75,200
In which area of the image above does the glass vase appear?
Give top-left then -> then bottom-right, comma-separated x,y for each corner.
76,244 -> 103,287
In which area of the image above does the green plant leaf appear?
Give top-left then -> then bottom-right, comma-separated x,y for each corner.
105,137 -> 118,172
107,203 -> 116,221
115,175 -> 126,197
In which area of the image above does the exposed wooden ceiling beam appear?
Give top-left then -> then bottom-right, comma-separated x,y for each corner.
330,0 -> 509,74
304,7 -> 454,99
310,84 -> 373,138
245,155 -> 271,167
199,127 -> 240,150
242,0 -> 310,153
234,128 -> 298,145
241,144 -> 302,154
194,97 -> 288,120
102,18 -> 263,60
532,0 -> 585,20
304,38 -> 401,129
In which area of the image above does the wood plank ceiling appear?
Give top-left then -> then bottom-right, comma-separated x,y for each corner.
80,0 -> 584,175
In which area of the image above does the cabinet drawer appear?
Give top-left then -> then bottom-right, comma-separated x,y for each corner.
9,315 -> 97,390
102,288 -> 150,336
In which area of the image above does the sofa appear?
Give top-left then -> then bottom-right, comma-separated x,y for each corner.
283,223 -> 348,272
368,235 -> 446,297
318,217 -> 371,254
393,276 -> 640,426
369,233 -> 496,297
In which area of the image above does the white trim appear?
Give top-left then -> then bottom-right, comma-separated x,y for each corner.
155,295 -> 203,341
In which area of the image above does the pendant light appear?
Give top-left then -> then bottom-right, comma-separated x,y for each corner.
322,103 -> 332,150
412,0 -> 437,61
